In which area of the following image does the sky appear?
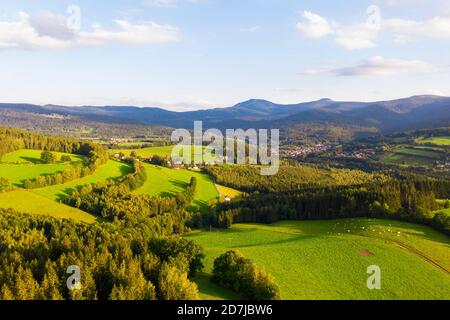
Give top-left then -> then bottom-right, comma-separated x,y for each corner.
0,0 -> 450,111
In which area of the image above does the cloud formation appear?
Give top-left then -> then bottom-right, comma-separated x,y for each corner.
295,11 -> 334,38
304,56 -> 437,77
385,16 -> 450,38
296,10 -> 450,49
0,11 -> 180,50
142,0 -> 202,8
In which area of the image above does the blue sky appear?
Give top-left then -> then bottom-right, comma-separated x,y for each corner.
0,0 -> 450,110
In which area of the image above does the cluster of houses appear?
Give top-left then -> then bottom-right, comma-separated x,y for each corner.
435,160 -> 450,170
335,149 -> 377,160
113,152 -> 227,170
283,144 -> 332,158
167,157 -> 228,170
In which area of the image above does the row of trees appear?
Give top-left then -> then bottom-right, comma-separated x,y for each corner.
213,179 -> 450,235
0,178 -> 11,193
0,127 -> 108,158
64,160 -> 197,235
212,251 -> 281,300
0,210 -> 204,300
23,150 -> 108,189
0,127 -> 110,189
40,151 -> 72,164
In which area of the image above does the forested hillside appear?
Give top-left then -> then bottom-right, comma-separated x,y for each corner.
205,164 -> 388,193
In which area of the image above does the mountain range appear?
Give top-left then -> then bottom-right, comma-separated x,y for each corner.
1,95 -> 449,141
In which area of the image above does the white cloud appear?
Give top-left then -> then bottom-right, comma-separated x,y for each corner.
296,11 -> 376,49
0,11 -> 180,50
239,25 -> 260,33
142,0 -> 202,8
296,11 -> 334,38
142,0 -> 178,8
295,9 -> 450,49
385,16 -> 450,39
334,24 -> 378,50
304,56 -> 437,77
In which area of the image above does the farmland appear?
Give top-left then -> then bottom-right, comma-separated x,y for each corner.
186,219 -> 450,300
0,149 -> 85,187
216,184 -> 242,202
33,160 -> 132,201
0,189 -> 96,223
383,145 -> 446,167
0,149 -> 85,164
416,136 -> 450,146
133,163 -> 219,210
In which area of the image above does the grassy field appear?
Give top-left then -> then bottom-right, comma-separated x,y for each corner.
383,146 -> 443,167
395,147 -> 441,159
0,189 -> 96,223
0,149 -> 87,187
1,149 -> 85,164
186,219 -> 450,300
416,136 -> 450,146
216,184 -> 242,202
33,160 -> 132,201
0,163 -> 77,187
133,164 -> 218,211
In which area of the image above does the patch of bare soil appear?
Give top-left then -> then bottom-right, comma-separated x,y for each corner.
358,249 -> 374,257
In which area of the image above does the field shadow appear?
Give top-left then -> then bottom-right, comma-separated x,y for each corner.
119,164 -> 133,176
194,273 -> 241,300
169,179 -> 188,189
19,156 -> 43,164
160,191 -> 177,198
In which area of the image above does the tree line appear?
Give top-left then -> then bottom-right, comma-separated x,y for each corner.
212,179 -> 450,236
64,159 -> 198,235
0,127 -> 109,189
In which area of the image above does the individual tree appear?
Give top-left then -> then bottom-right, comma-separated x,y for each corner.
0,177 -> 10,192
41,151 -> 57,164
158,264 -> 199,300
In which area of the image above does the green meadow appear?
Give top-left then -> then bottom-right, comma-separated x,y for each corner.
395,147 -> 441,159
33,160 -> 132,201
186,218 -> 450,300
216,184 -> 242,202
0,163 -> 76,187
1,149 -> 85,164
383,146 -> 444,167
416,136 -> 450,146
0,149 -> 87,187
0,189 -> 96,223
133,164 -> 219,211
